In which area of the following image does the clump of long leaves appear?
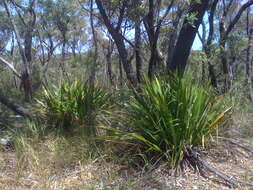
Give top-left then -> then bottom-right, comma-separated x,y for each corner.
37,80 -> 113,136
116,75 -> 230,168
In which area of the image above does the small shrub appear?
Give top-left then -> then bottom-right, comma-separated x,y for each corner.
112,75 -> 230,168
37,79 -> 113,136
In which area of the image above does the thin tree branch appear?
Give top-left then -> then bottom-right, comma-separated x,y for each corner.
155,0 -> 175,38
116,0 -> 127,32
206,0 -> 219,47
3,0 -> 28,66
225,0 -> 253,39
197,31 -> 204,45
0,57 -> 21,78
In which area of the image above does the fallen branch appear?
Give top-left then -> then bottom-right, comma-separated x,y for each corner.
0,91 -> 30,118
222,138 -> 253,155
183,146 -> 239,188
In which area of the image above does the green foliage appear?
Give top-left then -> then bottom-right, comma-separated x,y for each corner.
37,79 -> 113,136
112,75 -> 230,167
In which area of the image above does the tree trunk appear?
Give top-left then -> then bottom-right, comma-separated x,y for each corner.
95,0 -> 138,88
85,0 -> 98,133
144,0 -> 155,78
23,27 -> 34,102
89,0 -> 97,87
3,0 -> 33,102
20,70 -> 32,102
219,0 -> 253,92
106,41 -> 114,84
204,0 -> 218,88
24,32 -> 33,63
207,62 -> 217,88
166,9 -> 183,70
119,59 -> 123,87
143,0 -> 164,78
167,0 -> 209,75
246,25 -> 253,102
135,18 -> 142,82
60,34 -> 67,76
71,27 -> 77,58
219,15 -> 230,92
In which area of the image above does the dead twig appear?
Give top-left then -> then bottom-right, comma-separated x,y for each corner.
182,146 -> 239,188
222,139 -> 253,156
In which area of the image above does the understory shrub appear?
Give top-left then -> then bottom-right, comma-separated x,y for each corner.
37,80 -> 113,136
112,75 -> 230,168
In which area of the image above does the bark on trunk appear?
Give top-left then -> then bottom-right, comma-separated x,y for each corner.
24,31 -> 33,63
106,41 -> 114,84
135,19 -> 142,82
166,9 -> 183,69
95,0 -> 138,88
143,0 -> 164,78
20,70 -> 32,102
204,0 -> 219,88
246,26 -> 253,102
167,0 -> 209,75
60,34 -> 67,76
3,0 -> 33,102
119,59 -> 123,87
86,0 -> 98,131
219,16 -> 230,92
89,0 -> 97,87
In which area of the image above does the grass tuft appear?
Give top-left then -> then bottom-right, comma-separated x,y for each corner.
36,79 -> 114,137
109,75 -> 231,168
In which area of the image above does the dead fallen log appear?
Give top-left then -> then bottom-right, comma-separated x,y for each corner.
0,92 -> 30,118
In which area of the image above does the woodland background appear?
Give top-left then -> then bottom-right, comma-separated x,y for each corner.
0,0 -> 253,189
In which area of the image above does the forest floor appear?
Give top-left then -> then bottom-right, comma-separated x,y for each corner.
0,137 -> 252,190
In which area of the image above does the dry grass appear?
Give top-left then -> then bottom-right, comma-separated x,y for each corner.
0,97 -> 252,190
0,134 -> 253,190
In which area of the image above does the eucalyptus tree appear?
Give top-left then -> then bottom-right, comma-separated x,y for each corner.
95,0 -> 139,88
36,0 -> 61,66
217,0 -> 253,92
68,17 -> 87,58
195,0 -> 253,93
142,0 -> 176,77
37,0 -> 88,74
246,11 -> 253,101
51,0 -> 71,74
95,0 -> 211,86
2,0 -> 37,102
197,0 -> 219,88
167,0 -> 209,75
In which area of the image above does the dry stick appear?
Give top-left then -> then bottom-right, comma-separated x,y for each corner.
199,158 -> 238,187
223,139 -> 253,155
201,156 -> 253,188
185,147 -> 239,188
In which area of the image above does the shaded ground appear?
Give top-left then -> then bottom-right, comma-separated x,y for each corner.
0,139 -> 252,190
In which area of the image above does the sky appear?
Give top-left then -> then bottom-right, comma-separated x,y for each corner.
192,34 -> 202,50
